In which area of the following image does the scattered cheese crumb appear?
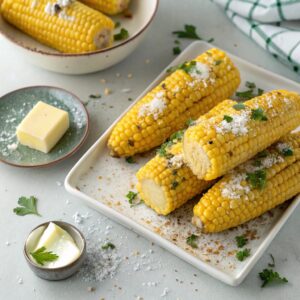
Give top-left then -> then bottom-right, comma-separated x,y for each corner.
127,73 -> 133,79
116,73 -> 121,78
87,286 -> 95,292
56,181 -> 62,187
160,287 -> 169,297
7,143 -> 18,151
31,0 -> 38,9
104,88 -> 112,95
138,92 -> 166,120
100,79 -> 107,84
5,241 -> 10,246
221,173 -> 250,200
189,62 -> 210,81
276,142 -> 291,153
121,88 -> 131,93
168,154 -> 184,169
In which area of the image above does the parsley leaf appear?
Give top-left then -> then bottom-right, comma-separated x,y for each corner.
173,46 -> 181,55
167,60 -> 197,73
114,21 -> 121,28
169,130 -> 184,142
268,254 -> 276,268
235,235 -> 248,248
114,28 -> 129,41
251,108 -> 268,121
30,247 -> 58,266
13,196 -> 41,216
246,169 -> 267,190
89,94 -> 101,99
101,242 -> 116,250
236,248 -> 251,261
281,148 -> 293,157
259,269 -> 288,287
257,150 -> 269,158
233,103 -> 246,111
245,81 -> 256,89
223,115 -> 233,123
186,234 -> 198,248
236,90 -> 255,100
186,118 -> 196,127
157,141 -> 173,158
126,191 -> 137,205
125,156 -> 135,164
171,180 -> 179,190
173,24 -> 201,39
215,60 -> 223,66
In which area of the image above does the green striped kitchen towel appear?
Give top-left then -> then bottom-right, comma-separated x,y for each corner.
213,0 -> 300,74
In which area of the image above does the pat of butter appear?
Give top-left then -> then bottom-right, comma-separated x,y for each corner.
33,222 -> 80,268
17,101 -> 69,153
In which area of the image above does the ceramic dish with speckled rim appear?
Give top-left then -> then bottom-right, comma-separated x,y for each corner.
0,86 -> 89,168
0,0 -> 159,74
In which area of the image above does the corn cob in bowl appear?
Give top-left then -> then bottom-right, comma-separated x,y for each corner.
0,0 -> 115,53
192,132 -> 300,233
183,90 -> 300,180
79,0 -> 130,15
107,48 -> 241,157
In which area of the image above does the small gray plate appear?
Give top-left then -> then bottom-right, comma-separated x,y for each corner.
0,86 -> 89,167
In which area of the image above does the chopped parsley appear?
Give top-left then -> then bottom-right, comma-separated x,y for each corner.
114,21 -> 121,28
233,103 -> 246,110
251,108 -> 268,121
186,118 -> 196,127
89,94 -> 102,99
252,159 -> 262,167
114,28 -> 129,41
30,247 -> 58,266
223,115 -> 233,123
13,196 -> 41,216
125,156 -> 135,164
173,46 -> 181,55
235,235 -> 248,248
101,242 -> 116,250
157,130 -> 184,157
166,60 -> 197,73
236,248 -> 251,261
247,170 -> 267,189
186,234 -> 198,248
268,254 -> 276,268
245,81 -> 256,89
126,191 -> 137,205
257,150 -> 269,158
174,40 -> 180,44
169,130 -> 184,142
236,90 -> 255,100
281,148 -> 293,157
215,60 -> 223,66
172,24 -> 213,42
246,169 -> 267,190
171,180 -> 179,190
259,269 -> 288,287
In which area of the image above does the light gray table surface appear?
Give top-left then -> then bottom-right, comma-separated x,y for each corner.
0,1 -> 299,299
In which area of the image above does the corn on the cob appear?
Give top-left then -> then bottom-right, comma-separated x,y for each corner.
79,0 -> 130,15
183,90 -> 300,180
1,0 -> 114,53
136,136 -> 214,215
193,132 -> 300,233
107,48 -> 241,157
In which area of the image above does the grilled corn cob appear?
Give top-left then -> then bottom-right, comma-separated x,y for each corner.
108,48 -> 241,157
1,0 -> 114,53
183,90 -> 300,180
193,132 -> 300,232
79,0 -> 130,15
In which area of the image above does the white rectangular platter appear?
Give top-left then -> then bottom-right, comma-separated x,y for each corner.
65,41 -> 300,286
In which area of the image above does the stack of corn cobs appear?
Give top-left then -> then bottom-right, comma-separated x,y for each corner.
108,48 -> 300,233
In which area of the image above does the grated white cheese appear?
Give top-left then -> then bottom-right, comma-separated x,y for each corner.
221,173 -> 250,200
276,142 -> 291,153
215,111 -> 250,136
168,154 -> 184,169
189,62 -> 210,81
138,92 -> 166,120
7,143 -> 18,151
58,10 -> 75,21
45,2 -> 55,15
31,0 -> 38,9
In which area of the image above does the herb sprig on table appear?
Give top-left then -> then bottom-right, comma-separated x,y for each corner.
186,234 -> 199,248
235,81 -> 264,101
30,247 -> 58,266
13,196 -> 41,216
114,28 -> 129,41
102,242 -> 116,250
235,235 -> 248,248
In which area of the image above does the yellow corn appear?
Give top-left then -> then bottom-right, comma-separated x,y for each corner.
1,0 -> 114,53
183,90 -> 300,180
108,48 -> 241,157
136,139 -> 213,215
193,133 -> 300,233
79,0 -> 130,15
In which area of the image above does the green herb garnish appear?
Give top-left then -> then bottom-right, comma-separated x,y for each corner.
170,130 -> 184,142
257,88 -> 264,96
246,169 -> 267,190
251,108 -> 268,121
173,46 -> 181,55
171,180 -> 179,190
245,81 -> 256,89
186,118 -> 196,127
114,21 -> 121,28
252,160 -> 262,167
257,150 -> 269,158
268,254 -> 275,268
174,40 -> 180,44
235,235 -> 248,248
157,141 -> 173,158
126,191 -> 137,205
125,156 -> 135,164
114,28 -> 129,41
223,115 -> 233,123
233,103 -> 246,110
173,24 -> 206,40
102,242 -> 116,250
89,94 -> 101,99
236,90 -> 255,100
167,60 -> 197,73
215,60 -> 222,66
13,196 -> 41,216
281,148 -> 293,157
186,234 -> 198,248
236,248 -> 251,261
30,247 -> 58,266
259,269 -> 288,287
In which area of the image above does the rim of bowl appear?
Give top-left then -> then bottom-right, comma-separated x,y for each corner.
0,0 -> 159,57
24,221 -> 86,271
0,85 -> 90,168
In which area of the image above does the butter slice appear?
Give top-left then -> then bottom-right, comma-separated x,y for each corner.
33,222 -> 81,268
17,101 -> 69,153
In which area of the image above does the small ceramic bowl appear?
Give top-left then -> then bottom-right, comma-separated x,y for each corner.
0,0 -> 159,74
24,221 -> 86,281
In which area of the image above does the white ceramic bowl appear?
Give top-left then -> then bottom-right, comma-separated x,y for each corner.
0,0 -> 159,74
